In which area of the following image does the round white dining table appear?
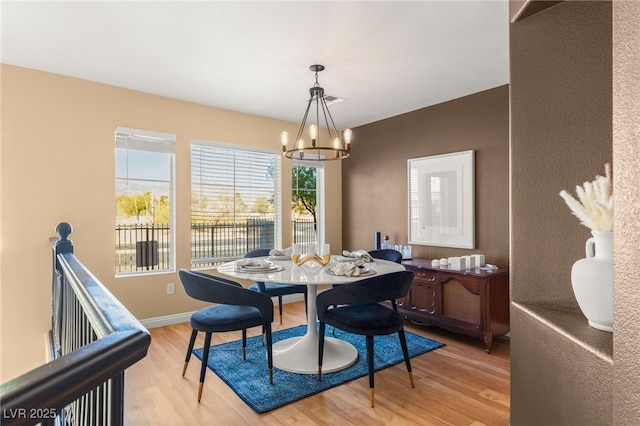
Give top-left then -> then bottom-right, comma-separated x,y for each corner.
217,256 -> 405,374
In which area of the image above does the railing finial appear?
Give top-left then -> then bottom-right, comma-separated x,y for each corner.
56,222 -> 73,240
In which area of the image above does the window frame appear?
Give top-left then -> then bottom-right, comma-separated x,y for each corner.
292,160 -> 325,248
115,126 -> 176,276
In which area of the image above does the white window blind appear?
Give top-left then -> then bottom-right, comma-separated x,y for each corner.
190,140 -> 281,266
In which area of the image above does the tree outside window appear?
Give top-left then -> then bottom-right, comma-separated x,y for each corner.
292,165 -> 318,246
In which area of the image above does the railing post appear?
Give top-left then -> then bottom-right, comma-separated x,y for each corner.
52,222 -> 74,359
111,372 -> 125,426
53,222 -> 74,272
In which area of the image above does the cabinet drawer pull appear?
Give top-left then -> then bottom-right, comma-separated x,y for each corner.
417,272 -> 436,281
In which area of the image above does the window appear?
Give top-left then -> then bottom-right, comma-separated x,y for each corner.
115,127 -> 175,275
190,140 -> 281,267
292,162 -> 324,248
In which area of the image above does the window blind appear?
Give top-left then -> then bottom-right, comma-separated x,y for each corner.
190,141 -> 281,264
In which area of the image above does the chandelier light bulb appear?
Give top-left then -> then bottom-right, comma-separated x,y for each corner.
281,131 -> 289,151
343,129 -> 352,143
309,124 -> 318,148
343,129 -> 352,150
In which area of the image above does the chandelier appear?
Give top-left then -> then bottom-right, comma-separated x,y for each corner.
281,64 -> 352,161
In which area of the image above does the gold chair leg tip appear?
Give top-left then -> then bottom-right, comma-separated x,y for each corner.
197,382 -> 204,402
370,389 -> 375,407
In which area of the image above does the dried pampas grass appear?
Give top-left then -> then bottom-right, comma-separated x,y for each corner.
559,163 -> 613,231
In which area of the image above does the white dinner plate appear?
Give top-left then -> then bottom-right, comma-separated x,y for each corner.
237,265 -> 283,273
326,267 -> 376,277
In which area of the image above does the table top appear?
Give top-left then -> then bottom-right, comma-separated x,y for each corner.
217,255 -> 405,285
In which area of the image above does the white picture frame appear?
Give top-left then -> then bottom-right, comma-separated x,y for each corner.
408,150 -> 475,249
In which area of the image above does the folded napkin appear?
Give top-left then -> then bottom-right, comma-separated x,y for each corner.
269,247 -> 292,256
341,249 -> 374,263
236,258 -> 273,268
330,259 -> 366,276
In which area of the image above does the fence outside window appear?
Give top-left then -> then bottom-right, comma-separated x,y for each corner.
190,219 -> 275,267
292,218 -> 317,248
115,224 -> 171,274
115,219 -> 318,272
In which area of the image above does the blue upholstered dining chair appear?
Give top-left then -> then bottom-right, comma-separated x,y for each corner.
330,248 -> 403,336
317,270 -> 416,407
245,249 -> 307,324
178,269 -> 274,402
368,248 -> 403,264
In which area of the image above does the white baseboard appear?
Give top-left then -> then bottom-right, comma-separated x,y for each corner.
140,293 -> 306,329
140,311 -> 194,329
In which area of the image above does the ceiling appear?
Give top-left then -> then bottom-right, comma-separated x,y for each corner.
1,1 -> 509,129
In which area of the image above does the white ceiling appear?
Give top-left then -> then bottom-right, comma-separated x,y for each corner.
1,1 -> 509,129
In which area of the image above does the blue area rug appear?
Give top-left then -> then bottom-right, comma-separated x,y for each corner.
193,324 -> 444,413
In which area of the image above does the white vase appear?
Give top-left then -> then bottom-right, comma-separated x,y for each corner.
570,231 -> 613,332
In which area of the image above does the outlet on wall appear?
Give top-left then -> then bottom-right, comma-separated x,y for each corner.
167,282 -> 175,295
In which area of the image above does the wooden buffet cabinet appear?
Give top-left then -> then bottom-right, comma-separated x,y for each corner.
400,259 -> 510,353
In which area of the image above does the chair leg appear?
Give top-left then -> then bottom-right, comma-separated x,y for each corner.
242,329 -> 247,360
183,329 -> 198,377
397,328 -> 415,388
198,332 -> 213,402
317,322 -> 326,381
278,295 -> 283,324
265,323 -> 273,384
366,335 -> 375,407
331,305 -> 336,336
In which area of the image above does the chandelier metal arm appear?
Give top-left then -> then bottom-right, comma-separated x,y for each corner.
294,96 -> 314,151
320,98 -> 342,146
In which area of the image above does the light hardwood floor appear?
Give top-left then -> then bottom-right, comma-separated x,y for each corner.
124,301 -> 510,425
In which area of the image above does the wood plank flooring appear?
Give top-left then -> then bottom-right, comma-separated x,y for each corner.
124,301 -> 509,425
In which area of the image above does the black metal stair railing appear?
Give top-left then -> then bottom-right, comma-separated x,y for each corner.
0,222 -> 151,426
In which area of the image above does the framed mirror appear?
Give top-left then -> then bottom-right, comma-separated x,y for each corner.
408,150 -> 475,249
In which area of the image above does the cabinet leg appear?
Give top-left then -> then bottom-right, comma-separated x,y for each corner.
484,336 -> 493,354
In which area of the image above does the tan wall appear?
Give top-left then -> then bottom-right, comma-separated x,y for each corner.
342,85 -> 510,267
0,64 -> 343,381
510,1 -> 617,424
510,0 -> 612,309
613,0 -> 640,423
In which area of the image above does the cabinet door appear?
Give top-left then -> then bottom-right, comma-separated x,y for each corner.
409,271 -> 439,316
440,278 -> 480,326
